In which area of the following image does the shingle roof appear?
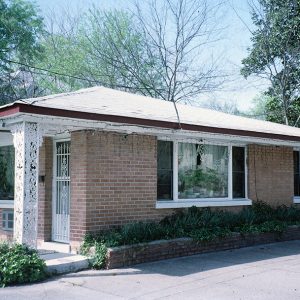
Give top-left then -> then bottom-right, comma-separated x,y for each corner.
2,86 -> 300,140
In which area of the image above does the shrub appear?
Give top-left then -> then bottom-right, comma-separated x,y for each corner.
0,243 -> 47,287
91,242 -> 107,269
81,202 -> 300,269
189,227 -> 231,242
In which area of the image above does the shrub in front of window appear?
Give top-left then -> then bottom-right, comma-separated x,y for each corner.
81,202 -> 300,269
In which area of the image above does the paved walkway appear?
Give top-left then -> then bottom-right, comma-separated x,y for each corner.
2,240 -> 300,300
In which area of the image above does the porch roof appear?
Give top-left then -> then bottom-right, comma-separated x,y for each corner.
1,86 -> 300,142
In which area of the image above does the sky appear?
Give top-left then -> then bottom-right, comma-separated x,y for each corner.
32,0 -> 267,112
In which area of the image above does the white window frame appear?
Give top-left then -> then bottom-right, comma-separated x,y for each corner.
293,148 -> 300,204
2,210 -> 13,231
156,138 -> 251,208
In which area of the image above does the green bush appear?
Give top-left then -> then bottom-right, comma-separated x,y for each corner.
91,242 -> 107,269
0,243 -> 47,287
81,202 -> 300,269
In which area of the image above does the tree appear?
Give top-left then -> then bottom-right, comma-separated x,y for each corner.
0,0 -> 44,104
241,0 -> 300,125
249,92 -> 300,126
35,0 -> 225,103
200,98 -> 241,115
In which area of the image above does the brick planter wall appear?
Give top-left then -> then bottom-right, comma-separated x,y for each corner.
105,226 -> 300,269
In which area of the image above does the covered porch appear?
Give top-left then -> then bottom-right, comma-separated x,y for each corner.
0,117 -> 73,250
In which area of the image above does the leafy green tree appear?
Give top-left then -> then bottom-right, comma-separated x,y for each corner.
0,0 -> 44,104
241,0 -> 300,125
248,92 -> 300,126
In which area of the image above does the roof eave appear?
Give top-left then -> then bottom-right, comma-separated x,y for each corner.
1,103 -> 300,143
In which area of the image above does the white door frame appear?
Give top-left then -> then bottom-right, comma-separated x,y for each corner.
52,138 -> 71,243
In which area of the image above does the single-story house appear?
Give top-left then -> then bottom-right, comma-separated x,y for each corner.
0,86 -> 300,252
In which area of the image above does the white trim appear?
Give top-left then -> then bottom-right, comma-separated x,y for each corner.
0,200 -> 14,208
244,146 -> 248,199
4,113 -> 300,147
173,141 -> 178,201
156,198 -> 252,209
52,138 -> 71,243
158,140 -> 248,208
228,145 -> 233,199
53,132 -> 71,140
293,197 -> 300,204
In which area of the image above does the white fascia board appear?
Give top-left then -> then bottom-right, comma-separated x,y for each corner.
3,113 -> 300,148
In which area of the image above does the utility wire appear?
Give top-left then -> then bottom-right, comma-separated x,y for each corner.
4,59 -> 166,92
4,59 -> 183,128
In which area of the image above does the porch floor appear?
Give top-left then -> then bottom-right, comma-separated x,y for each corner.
39,251 -> 90,275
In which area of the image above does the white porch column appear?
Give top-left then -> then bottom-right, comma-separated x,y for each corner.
11,122 -> 44,248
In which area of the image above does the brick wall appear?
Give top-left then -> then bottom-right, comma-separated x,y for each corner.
37,138 -> 53,242
248,144 -> 294,206
70,130 -> 174,243
70,131 -> 89,242
106,225 -> 300,269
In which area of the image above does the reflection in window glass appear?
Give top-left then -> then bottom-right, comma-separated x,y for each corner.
178,143 -> 228,199
294,151 -> 300,196
232,147 -> 245,198
0,146 -> 15,200
157,141 -> 173,200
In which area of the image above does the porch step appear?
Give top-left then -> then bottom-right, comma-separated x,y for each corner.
40,252 -> 90,275
38,242 -> 71,254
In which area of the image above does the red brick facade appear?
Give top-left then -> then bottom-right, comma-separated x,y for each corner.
70,131 -> 174,245
0,132 -> 297,250
37,137 -> 53,243
247,144 -> 294,207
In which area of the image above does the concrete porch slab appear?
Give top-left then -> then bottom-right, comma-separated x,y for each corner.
38,242 -> 71,254
39,252 -> 90,275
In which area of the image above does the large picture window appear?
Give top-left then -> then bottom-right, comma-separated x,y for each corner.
157,140 -> 247,204
178,143 -> 228,199
0,146 -> 15,200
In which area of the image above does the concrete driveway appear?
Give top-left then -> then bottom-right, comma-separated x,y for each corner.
2,240 -> 300,300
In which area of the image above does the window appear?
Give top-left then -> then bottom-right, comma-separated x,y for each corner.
2,210 -> 13,231
178,143 -> 228,199
294,151 -> 300,197
232,147 -> 245,198
157,141 -> 173,200
0,146 -> 15,200
157,140 -> 248,205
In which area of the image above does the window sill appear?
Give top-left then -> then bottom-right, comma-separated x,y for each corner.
156,198 -> 252,209
2,228 -> 13,232
0,200 -> 14,209
293,197 -> 300,204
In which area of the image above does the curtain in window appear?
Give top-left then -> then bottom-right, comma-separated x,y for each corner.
178,143 -> 228,199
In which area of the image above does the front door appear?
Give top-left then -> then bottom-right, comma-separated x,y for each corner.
52,140 -> 70,243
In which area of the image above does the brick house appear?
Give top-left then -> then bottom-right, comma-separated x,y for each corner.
0,86 -> 300,252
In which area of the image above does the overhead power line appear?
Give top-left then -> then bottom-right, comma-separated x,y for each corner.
3,58 -> 184,128
4,59 -> 134,90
